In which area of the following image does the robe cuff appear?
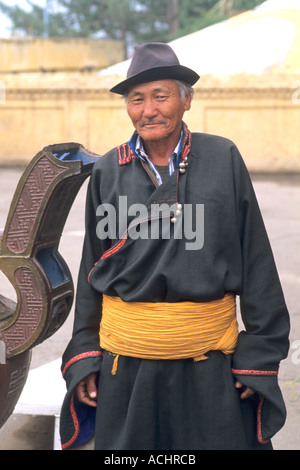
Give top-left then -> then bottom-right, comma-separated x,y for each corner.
60,351 -> 103,450
231,367 -> 286,444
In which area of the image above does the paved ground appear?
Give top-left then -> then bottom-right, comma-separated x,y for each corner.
0,167 -> 299,450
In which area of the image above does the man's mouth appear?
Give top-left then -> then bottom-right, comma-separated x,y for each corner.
141,121 -> 166,128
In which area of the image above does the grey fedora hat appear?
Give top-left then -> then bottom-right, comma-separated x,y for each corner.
110,42 -> 200,95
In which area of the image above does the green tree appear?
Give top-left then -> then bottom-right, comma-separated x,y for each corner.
0,0 -> 265,58
0,1 -> 44,36
0,0 -> 72,37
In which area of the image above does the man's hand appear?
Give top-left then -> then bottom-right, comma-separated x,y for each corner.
76,373 -> 98,407
235,380 -> 256,400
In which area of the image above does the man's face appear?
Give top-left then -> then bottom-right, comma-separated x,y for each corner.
126,80 -> 191,145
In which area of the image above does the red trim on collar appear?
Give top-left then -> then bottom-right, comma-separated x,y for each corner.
118,124 -> 192,166
118,144 -> 135,165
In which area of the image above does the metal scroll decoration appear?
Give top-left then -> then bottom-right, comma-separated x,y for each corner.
0,143 -> 99,428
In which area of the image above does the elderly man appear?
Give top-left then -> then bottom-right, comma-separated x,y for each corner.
60,43 -> 289,450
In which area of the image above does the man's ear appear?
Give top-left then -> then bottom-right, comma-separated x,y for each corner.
184,93 -> 192,111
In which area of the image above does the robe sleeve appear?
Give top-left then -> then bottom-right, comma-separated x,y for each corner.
230,145 -> 290,444
60,166 -> 109,449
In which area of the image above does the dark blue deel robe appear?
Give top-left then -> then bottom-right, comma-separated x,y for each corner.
60,128 -> 290,450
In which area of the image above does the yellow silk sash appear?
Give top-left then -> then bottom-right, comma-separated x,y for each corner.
100,293 -> 239,374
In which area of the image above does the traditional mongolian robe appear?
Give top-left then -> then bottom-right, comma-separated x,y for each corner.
60,125 -> 290,450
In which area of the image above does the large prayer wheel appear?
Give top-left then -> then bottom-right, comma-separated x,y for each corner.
0,143 -> 99,428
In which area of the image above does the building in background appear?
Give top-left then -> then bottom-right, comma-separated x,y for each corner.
0,0 -> 299,171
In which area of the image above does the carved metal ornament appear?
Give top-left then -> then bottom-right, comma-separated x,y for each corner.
0,143 -> 99,429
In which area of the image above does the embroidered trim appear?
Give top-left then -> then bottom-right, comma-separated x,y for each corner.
232,368 -> 278,376
61,351 -> 103,450
232,368 -> 276,445
61,395 -> 80,450
118,144 -> 135,165
62,351 -> 103,377
87,236 -> 127,281
257,396 -> 270,445
100,236 -> 128,260
179,125 -> 192,163
176,124 -> 191,204
89,125 -> 193,269
118,123 -> 192,168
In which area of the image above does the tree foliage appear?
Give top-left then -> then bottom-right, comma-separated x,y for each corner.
0,0 -> 265,57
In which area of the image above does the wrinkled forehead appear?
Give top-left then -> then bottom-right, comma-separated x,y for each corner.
127,79 -> 179,96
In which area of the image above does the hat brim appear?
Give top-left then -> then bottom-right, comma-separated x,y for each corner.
110,65 -> 200,95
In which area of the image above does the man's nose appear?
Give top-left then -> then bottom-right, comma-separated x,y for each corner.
142,98 -> 158,118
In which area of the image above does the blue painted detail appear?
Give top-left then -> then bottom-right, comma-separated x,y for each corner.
36,247 -> 71,288
52,148 -> 98,165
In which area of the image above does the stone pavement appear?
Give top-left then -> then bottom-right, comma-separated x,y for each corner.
0,167 -> 299,450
